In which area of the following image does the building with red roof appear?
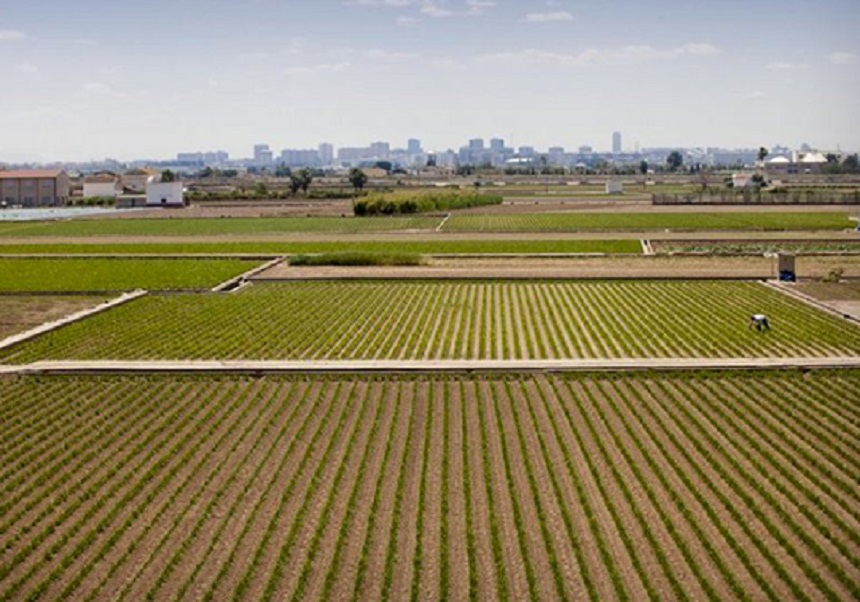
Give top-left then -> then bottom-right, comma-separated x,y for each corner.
0,169 -> 70,206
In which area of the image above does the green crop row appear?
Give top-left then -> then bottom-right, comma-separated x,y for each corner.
289,252 -> 423,267
1,372 -> 856,600
0,258 -> 259,292
4,280 -> 857,362
0,239 -> 642,256
443,212 -> 853,232
0,216 -> 442,237
655,242 -> 860,255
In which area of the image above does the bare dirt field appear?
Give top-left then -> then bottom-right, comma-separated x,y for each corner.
794,281 -> 860,320
255,254 -> 860,281
0,372 -> 856,601
0,296 -> 107,339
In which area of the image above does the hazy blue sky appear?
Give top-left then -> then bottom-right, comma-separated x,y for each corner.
1,0 -> 858,161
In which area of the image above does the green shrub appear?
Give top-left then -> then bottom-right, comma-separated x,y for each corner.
288,252 -> 423,267
354,190 -> 502,216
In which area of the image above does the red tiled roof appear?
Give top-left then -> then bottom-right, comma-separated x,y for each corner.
0,169 -> 65,179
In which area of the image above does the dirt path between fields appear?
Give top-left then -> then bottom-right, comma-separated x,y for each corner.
255,255 -> 860,280
1,230 -> 858,246
3,357 -> 859,376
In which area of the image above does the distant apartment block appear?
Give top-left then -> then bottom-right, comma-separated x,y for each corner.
318,143 -> 335,165
612,131 -> 622,154
279,148 -> 321,167
176,151 -> 229,166
0,169 -> 70,206
407,139 -> 422,154
253,144 -> 273,166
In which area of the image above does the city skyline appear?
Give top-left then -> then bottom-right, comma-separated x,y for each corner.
1,0 -> 858,162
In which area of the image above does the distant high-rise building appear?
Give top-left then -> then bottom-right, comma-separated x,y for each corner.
280,148 -> 320,167
318,143 -> 334,164
612,131 -> 622,154
253,144 -> 273,165
407,139 -> 422,154
578,145 -> 594,154
490,138 -> 505,151
518,146 -> 536,158
369,141 -> 390,158
469,138 -> 484,151
548,147 -> 565,165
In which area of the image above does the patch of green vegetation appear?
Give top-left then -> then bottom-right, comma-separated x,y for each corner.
0,258 -> 257,292
0,239 -> 642,256
353,190 -> 502,216
0,216 -> 441,237
443,212 -> 853,232
289,252 -> 423,266
4,281 -> 857,362
656,241 -> 860,255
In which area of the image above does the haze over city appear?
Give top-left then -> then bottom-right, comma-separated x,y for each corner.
1,0 -> 859,162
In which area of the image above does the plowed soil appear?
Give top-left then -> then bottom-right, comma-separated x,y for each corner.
1,371 -> 857,601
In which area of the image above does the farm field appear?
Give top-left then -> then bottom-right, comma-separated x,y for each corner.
654,241 -> 860,254
0,296 -> 109,339
263,255 -> 777,280
0,216 -> 442,238
443,212 -> 853,232
0,258 -> 259,293
0,239 -> 642,257
0,371 -> 856,601
4,281 -> 858,362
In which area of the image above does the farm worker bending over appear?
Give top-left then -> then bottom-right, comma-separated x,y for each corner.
749,314 -> 770,332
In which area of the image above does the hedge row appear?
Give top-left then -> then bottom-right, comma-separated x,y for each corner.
354,191 -> 502,216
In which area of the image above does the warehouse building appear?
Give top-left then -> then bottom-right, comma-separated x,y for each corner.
0,169 -> 70,206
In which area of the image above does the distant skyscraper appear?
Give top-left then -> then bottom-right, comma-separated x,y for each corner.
612,131 -> 622,154
407,138 -> 422,154
253,144 -> 273,165
369,141 -> 390,158
490,138 -> 505,151
318,143 -> 334,164
469,138 -> 484,151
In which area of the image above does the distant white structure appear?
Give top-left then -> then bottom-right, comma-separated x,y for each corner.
83,175 -> 121,199
146,178 -> 185,207
732,173 -> 755,188
606,180 -> 624,194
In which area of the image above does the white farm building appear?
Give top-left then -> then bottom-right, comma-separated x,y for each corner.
145,179 -> 185,207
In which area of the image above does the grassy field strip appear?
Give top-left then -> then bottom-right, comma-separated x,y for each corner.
443,212 -> 854,232
0,258 -> 261,292
0,372 -> 857,600
0,239 -> 643,256
3,281 -> 856,363
0,216 -> 442,238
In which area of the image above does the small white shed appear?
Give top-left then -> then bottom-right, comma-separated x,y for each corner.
606,180 -> 624,195
146,180 -> 185,207
732,173 -> 755,188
